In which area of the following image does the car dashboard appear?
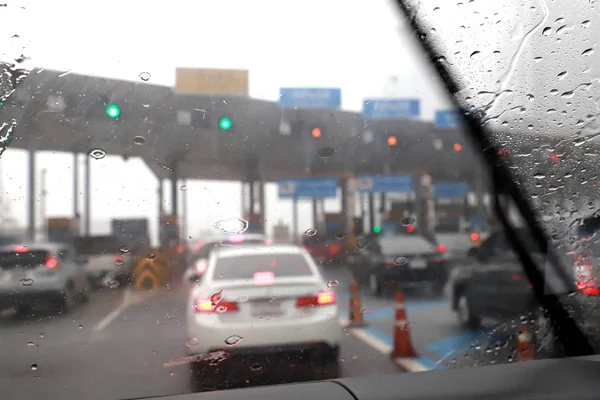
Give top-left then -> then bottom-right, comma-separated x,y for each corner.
147,354 -> 600,399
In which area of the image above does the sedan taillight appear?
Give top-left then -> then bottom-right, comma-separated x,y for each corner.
296,291 -> 336,307
194,298 -> 239,313
46,256 -> 59,269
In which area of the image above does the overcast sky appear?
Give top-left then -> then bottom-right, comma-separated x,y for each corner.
0,0 -> 452,243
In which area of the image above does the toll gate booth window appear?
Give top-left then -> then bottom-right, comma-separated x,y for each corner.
213,254 -> 314,281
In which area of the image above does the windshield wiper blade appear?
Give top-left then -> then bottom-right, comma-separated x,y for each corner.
393,0 -> 593,357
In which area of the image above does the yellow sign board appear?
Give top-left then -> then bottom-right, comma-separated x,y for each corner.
134,256 -> 168,289
175,68 -> 249,95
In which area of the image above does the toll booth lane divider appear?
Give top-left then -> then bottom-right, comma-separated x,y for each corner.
133,251 -> 171,290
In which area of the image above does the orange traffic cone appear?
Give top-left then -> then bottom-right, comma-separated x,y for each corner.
390,290 -> 416,358
347,279 -> 366,328
516,324 -> 535,361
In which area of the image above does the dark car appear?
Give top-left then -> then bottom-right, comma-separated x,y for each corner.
302,235 -> 343,265
448,228 -> 542,329
183,233 -> 271,283
348,233 -> 450,296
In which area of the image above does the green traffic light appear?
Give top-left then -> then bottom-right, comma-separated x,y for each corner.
219,117 -> 232,131
106,104 -> 121,119
373,225 -> 381,234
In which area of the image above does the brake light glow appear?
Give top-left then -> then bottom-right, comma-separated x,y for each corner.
296,291 -> 337,307
114,255 -> 123,264
265,238 -> 272,245
14,245 -> 28,253
437,244 -> 448,253
329,244 -> 340,255
253,271 -> 274,286
406,225 -> 415,233
46,256 -> 58,269
195,259 -> 207,273
470,232 -> 480,242
228,234 -> 245,244
194,241 -> 204,251
194,298 -> 239,313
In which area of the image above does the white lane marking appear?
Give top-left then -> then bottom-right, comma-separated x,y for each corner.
351,328 -> 392,354
93,288 -> 164,332
337,316 -> 431,372
395,357 -> 430,372
93,289 -> 132,332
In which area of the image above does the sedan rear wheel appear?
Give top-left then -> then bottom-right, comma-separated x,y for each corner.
457,293 -> 481,330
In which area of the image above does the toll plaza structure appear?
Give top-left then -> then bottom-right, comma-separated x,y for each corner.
1,66 -> 516,255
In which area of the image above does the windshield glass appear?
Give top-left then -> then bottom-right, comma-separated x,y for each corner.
0,0 -> 595,398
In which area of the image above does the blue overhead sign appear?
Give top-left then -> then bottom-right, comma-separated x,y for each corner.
278,178 -> 338,199
354,175 -> 413,193
362,99 -> 420,120
279,88 -> 342,109
435,110 -> 465,128
434,182 -> 469,199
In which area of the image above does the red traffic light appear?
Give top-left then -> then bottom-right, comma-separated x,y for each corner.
387,136 -> 397,146
311,127 -> 322,138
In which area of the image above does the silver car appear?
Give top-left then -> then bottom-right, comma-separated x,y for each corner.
0,242 -> 90,314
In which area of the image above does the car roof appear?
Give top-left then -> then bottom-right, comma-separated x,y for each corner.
211,244 -> 306,259
205,233 -> 267,242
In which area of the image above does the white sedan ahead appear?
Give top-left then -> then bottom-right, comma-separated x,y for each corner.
185,245 -> 340,368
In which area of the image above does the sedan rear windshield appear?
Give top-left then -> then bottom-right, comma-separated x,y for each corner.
378,236 -> 436,255
0,251 -> 50,269
213,253 -> 313,281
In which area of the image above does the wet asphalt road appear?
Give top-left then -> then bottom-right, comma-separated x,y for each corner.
0,266 -> 403,400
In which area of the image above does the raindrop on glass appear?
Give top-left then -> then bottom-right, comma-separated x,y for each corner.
582,48 -> 595,57
213,218 -> 249,235
158,162 -> 173,171
318,147 -> 335,158
114,257 -> 123,266
216,305 -> 228,313
27,342 -> 37,348
133,136 -> 146,145
250,363 -> 262,371
237,296 -> 248,303
107,280 -> 120,289
335,232 -> 346,240
119,245 -> 130,253
211,290 -> 224,306
20,278 -> 34,287
360,309 -> 371,315
327,280 -> 339,288
469,51 -> 481,59
139,72 -> 151,81
542,27 -> 552,36
401,216 -> 416,226
305,228 -> 317,237
185,337 -> 199,348
180,185 -> 187,191
30,364 -> 38,371
146,253 -> 157,261
78,325 -> 83,330
88,149 -> 106,160
225,335 -> 243,346
355,237 -> 371,249
394,256 -> 408,265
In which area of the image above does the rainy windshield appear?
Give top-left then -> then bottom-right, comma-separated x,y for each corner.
0,0 -> 597,398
